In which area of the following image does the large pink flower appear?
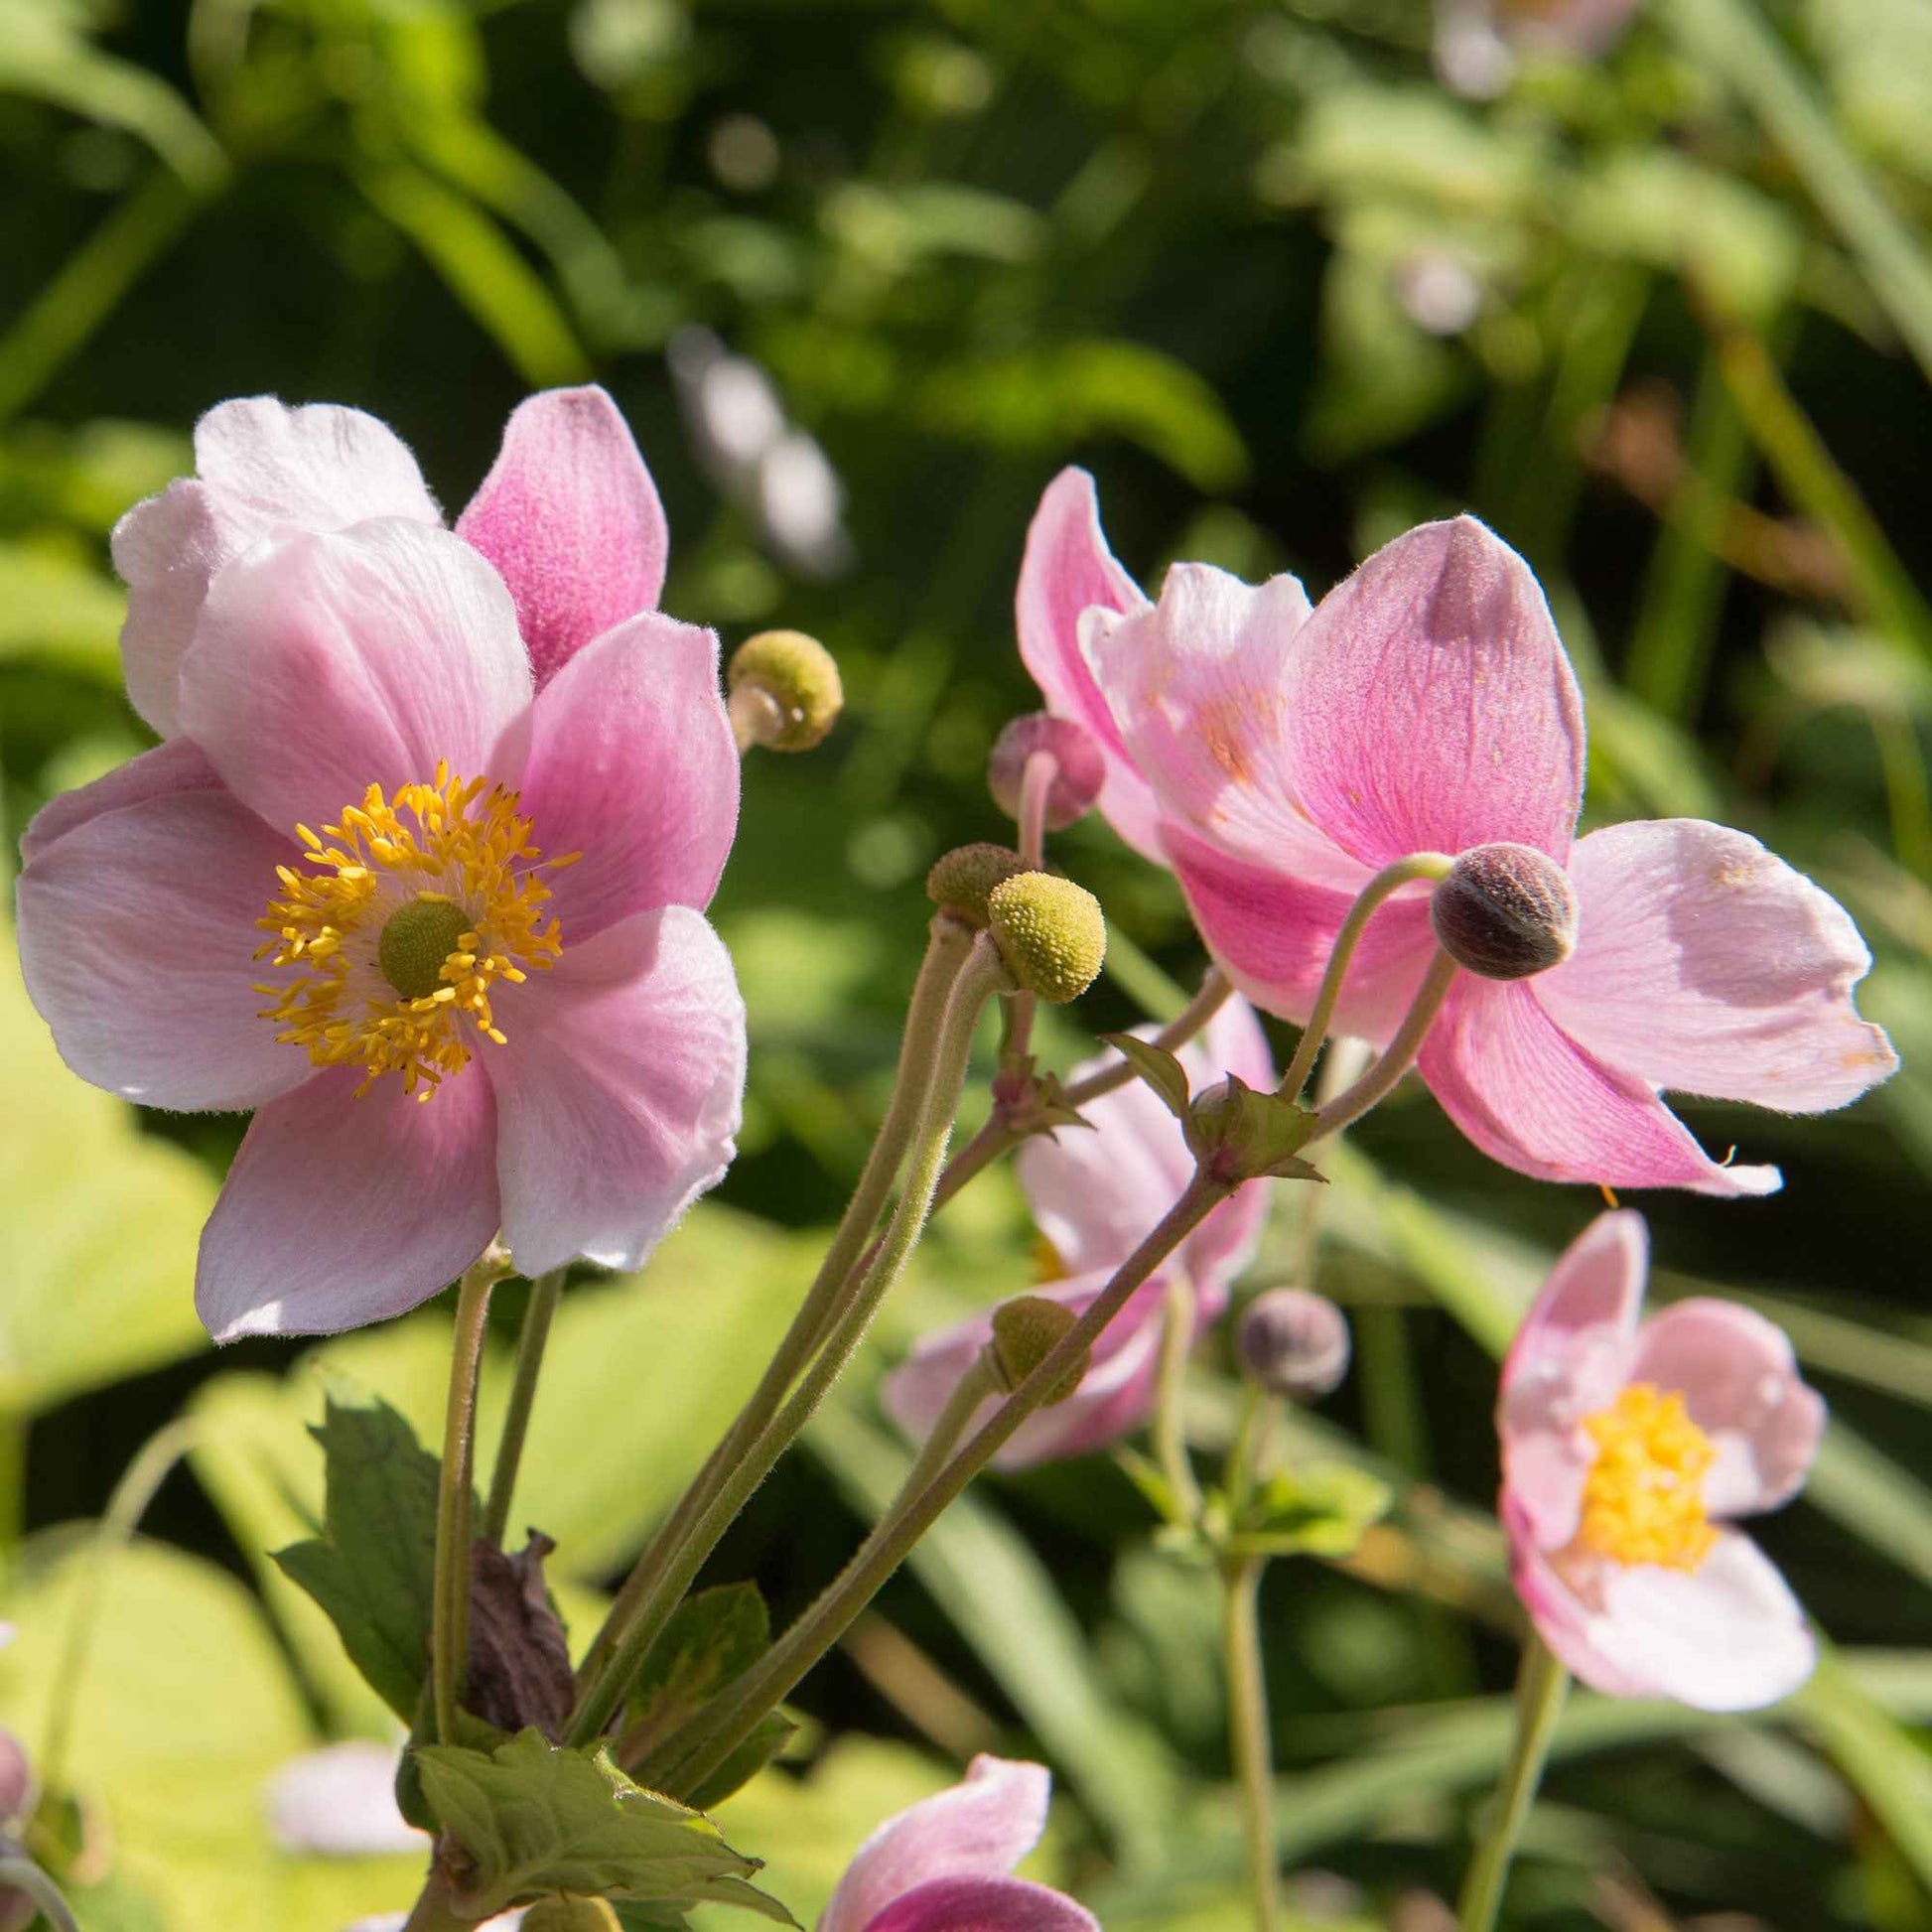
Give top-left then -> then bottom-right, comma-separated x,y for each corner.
1020,473 -> 1896,1196
819,1755 -> 1095,1932
884,997 -> 1273,1469
1500,1211 -> 1823,1710
18,393 -> 743,1340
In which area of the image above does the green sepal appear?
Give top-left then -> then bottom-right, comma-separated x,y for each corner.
1224,1462 -> 1391,1561
1183,1074 -> 1320,1182
413,1726 -> 797,1924
1098,1033 -> 1191,1119
271,1391 -> 446,1724
1027,1069 -> 1093,1134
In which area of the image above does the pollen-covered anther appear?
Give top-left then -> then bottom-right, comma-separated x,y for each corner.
1576,1382 -> 1718,1572
254,764 -> 564,1098
1430,841 -> 1579,980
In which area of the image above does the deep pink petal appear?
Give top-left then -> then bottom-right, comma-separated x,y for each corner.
863,1875 -> 1098,1932
1280,517 -> 1585,867
1538,820 -> 1896,1112
456,386 -> 669,687
111,399 -> 441,737
16,788 -> 314,1112
196,1064 -> 498,1340
511,612 -> 738,938
1015,470 -> 1163,861
178,520 -> 532,837
18,736 -> 222,866
820,1756 -> 1050,1932
1169,828 -> 1439,1043
1498,1211 -> 1646,1548
1628,1300 -> 1825,1518
486,906 -> 744,1279
1419,978 -> 1783,1196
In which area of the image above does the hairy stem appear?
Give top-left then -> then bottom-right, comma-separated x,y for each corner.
0,1857 -> 80,1932
1456,1634 -> 1571,1932
1223,1557 -> 1280,1932
1308,949 -> 1460,1144
482,1267 -> 566,1548
1153,1274 -> 1202,1525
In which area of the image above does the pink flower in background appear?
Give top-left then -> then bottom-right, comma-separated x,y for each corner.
1025,476 -> 1895,1195
1500,1211 -> 1823,1710
819,1755 -> 1095,1932
885,997 -> 1273,1468
19,393 -> 744,1340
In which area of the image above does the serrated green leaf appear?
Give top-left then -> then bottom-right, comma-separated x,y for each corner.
271,1393 -> 443,1723
414,1728 -> 794,1922
621,1584 -> 770,1765
1098,1033 -> 1191,1119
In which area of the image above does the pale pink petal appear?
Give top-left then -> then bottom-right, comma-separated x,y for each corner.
487,907 -> 744,1279
16,788 -> 315,1112
511,612 -> 738,937
456,386 -> 669,687
1169,828 -> 1440,1043
1015,470 -> 1163,862
178,521 -> 532,837
1419,978 -> 1783,1196
1498,1211 -> 1646,1548
1627,1301 -> 1825,1518
1538,820 -> 1896,1113
1590,1532 -> 1816,1710
19,736 -> 222,866
266,1742 -> 423,1856
863,1875 -> 1098,1932
1503,1493 -> 1652,1701
197,1064 -> 498,1340
1279,517 -> 1585,867
820,1756 -> 1051,1932
112,399 -> 441,738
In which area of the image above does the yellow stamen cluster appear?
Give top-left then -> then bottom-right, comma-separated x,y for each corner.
1578,1382 -> 1718,1572
254,764 -> 568,1098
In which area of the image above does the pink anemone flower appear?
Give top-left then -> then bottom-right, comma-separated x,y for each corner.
819,1755 -> 1096,1932
1019,473 -> 1895,1196
1501,1211 -> 1824,1710
17,392 -> 743,1340
885,996 -> 1273,1468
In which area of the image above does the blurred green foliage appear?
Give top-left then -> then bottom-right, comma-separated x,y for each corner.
2,0 -> 1931,1925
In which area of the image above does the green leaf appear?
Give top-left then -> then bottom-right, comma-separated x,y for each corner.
413,1727 -> 795,1922
685,1711 -> 798,1812
1226,1462 -> 1392,1562
621,1583 -> 771,1763
1097,1034 -> 1191,1119
272,1392 -> 444,1724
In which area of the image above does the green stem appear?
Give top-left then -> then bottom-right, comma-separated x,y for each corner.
653,1170 -> 1231,1797
569,939 -> 1010,1749
578,913 -> 976,1691
1222,1557 -> 1280,1932
400,1871 -> 471,1932
431,1255 -> 502,1744
1456,1635 -> 1571,1932
896,1353 -> 1000,1508
1279,858 -> 1453,1104
1065,967 -> 1233,1109
1309,950 -> 1461,1143
482,1267 -> 566,1549
0,1857 -> 80,1932
1153,1274 -> 1202,1526
1869,706 -> 1932,881
0,1410 -> 25,1567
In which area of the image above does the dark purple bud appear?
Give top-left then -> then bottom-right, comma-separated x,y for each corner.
1430,842 -> 1579,980
1237,1288 -> 1351,1400
987,713 -> 1106,830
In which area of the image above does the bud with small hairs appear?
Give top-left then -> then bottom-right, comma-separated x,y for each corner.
926,842 -> 1027,928
985,873 -> 1106,1004
727,628 -> 843,752
989,1295 -> 1090,1404
1430,842 -> 1578,981
1237,1288 -> 1351,1400
987,713 -> 1106,830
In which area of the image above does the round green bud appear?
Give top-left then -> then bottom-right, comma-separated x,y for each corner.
522,1897 -> 623,1932
925,842 -> 1027,928
728,628 -> 843,752
985,873 -> 1105,1004
990,1295 -> 1089,1404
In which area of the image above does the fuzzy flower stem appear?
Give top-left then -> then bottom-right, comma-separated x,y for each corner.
1065,966 -> 1233,1109
1223,1555 -> 1281,1932
482,1267 -> 566,1549
1457,1635 -> 1571,1932
1278,855 -> 1454,1104
400,1872 -> 471,1932
571,937 -> 1010,1751
651,1170 -> 1230,1796
0,1857 -> 79,1932
1153,1274 -> 1203,1526
897,1352 -> 1001,1508
1308,948 -> 1461,1144
432,1251 -> 506,1744
1016,751 -> 1057,869
577,914 -> 977,1694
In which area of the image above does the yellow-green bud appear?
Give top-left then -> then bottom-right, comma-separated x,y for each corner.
522,1897 -> 622,1932
926,842 -> 1027,928
728,628 -> 843,752
985,873 -> 1105,1004
990,1295 -> 1089,1404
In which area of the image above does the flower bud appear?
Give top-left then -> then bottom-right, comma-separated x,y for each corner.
987,713 -> 1107,830
1430,842 -> 1579,981
523,1897 -> 623,1932
990,1295 -> 1089,1404
1237,1288 -> 1351,1400
985,873 -> 1105,1004
925,842 -> 1027,928
727,628 -> 843,752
